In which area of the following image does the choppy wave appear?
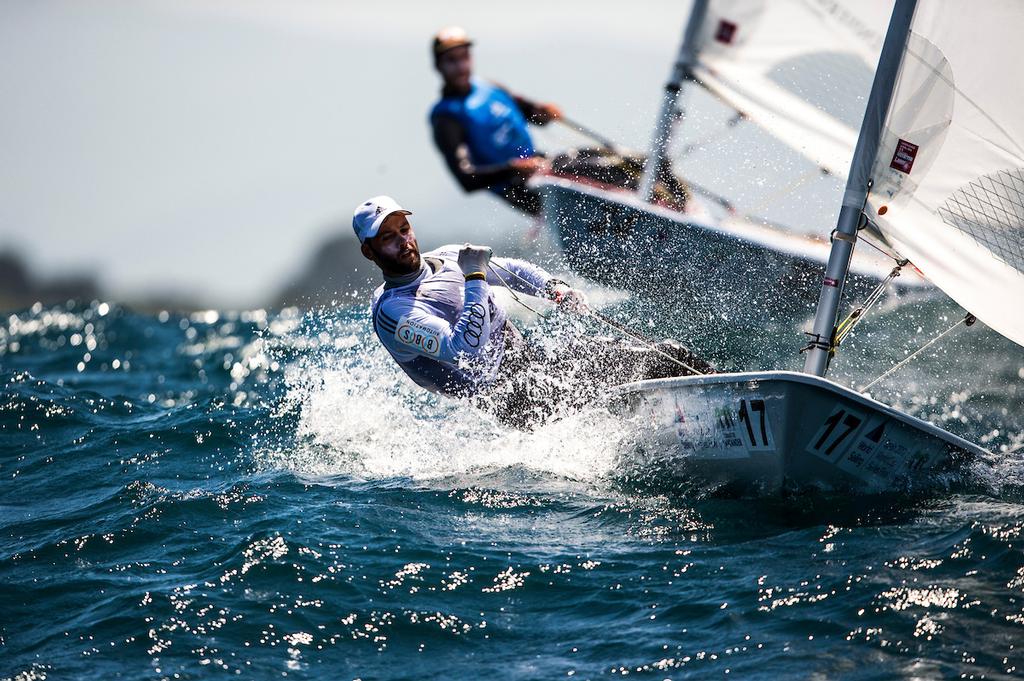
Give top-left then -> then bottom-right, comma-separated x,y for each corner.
2,297 -> 1023,679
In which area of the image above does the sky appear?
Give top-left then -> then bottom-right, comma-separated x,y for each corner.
0,0 -> 839,308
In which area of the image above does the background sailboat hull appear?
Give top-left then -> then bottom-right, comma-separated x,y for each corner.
536,177 -> 925,319
609,370 -> 983,496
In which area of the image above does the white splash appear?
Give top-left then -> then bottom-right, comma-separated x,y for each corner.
261,316 -> 625,487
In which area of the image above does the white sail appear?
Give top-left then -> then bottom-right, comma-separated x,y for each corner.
692,0 -> 894,177
861,0 -> 1024,348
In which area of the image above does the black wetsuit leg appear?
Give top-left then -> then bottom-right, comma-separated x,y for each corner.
483,333 -> 713,430
641,339 -> 716,378
479,325 -> 556,429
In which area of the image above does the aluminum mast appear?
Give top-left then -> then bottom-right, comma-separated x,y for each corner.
803,0 -> 918,377
638,0 -> 709,201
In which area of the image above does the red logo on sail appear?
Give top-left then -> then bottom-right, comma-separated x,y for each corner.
715,20 -> 738,44
890,139 -> 919,174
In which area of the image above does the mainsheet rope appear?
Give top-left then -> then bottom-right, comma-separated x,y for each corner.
485,261 -> 707,376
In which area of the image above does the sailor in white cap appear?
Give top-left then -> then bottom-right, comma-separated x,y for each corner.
354,195 -> 583,404
354,195 -> 711,427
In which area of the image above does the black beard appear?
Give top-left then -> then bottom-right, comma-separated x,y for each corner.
370,244 -> 420,276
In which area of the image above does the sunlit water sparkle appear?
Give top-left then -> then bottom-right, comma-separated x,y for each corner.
1,297 -> 1023,680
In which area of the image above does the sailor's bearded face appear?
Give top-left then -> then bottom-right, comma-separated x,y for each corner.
362,213 -> 421,275
437,45 -> 472,91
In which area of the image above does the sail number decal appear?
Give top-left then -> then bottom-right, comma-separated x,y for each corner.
737,398 -> 774,451
807,406 -> 866,461
676,396 -> 775,456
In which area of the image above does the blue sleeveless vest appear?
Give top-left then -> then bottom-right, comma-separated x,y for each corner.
430,79 -> 535,193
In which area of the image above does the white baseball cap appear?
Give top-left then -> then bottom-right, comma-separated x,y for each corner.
352,195 -> 412,242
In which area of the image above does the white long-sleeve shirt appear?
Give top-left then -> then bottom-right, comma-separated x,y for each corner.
370,245 -> 553,396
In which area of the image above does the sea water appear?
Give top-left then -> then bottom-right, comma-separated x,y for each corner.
2,295 -> 1023,680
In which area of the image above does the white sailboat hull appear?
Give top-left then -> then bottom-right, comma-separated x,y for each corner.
608,370 -> 983,496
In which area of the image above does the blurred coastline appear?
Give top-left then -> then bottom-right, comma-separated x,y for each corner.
1,225 -> 542,314
0,251 -> 101,313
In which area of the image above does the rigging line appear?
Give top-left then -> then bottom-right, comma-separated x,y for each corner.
690,76 -> 844,181
677,113 -> 745,158
484,263 -> 546,317
859,313 -> 976,393
834,264 -> 904,347
855,231 -> 905,265
829,202 -> 912,347
485,261 -> 706,375
858,190 -> 918,266
743,167 -> 829,217
680,179 -> 737,212
682,179 -> 812,236
669,88 -> 829,222
692,78 -> 749,121
557,116 -> 621,152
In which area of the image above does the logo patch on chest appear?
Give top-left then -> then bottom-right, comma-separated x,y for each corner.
395,316 -> 441,356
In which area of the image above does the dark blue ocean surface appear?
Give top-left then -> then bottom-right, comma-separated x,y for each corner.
2,296 -> 1023,680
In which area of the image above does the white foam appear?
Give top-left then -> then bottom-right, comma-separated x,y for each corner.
263,320 -> 625,488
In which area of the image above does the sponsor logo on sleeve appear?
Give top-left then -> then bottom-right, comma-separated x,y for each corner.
462,303 -> 486,348
395,316 -> 441,356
